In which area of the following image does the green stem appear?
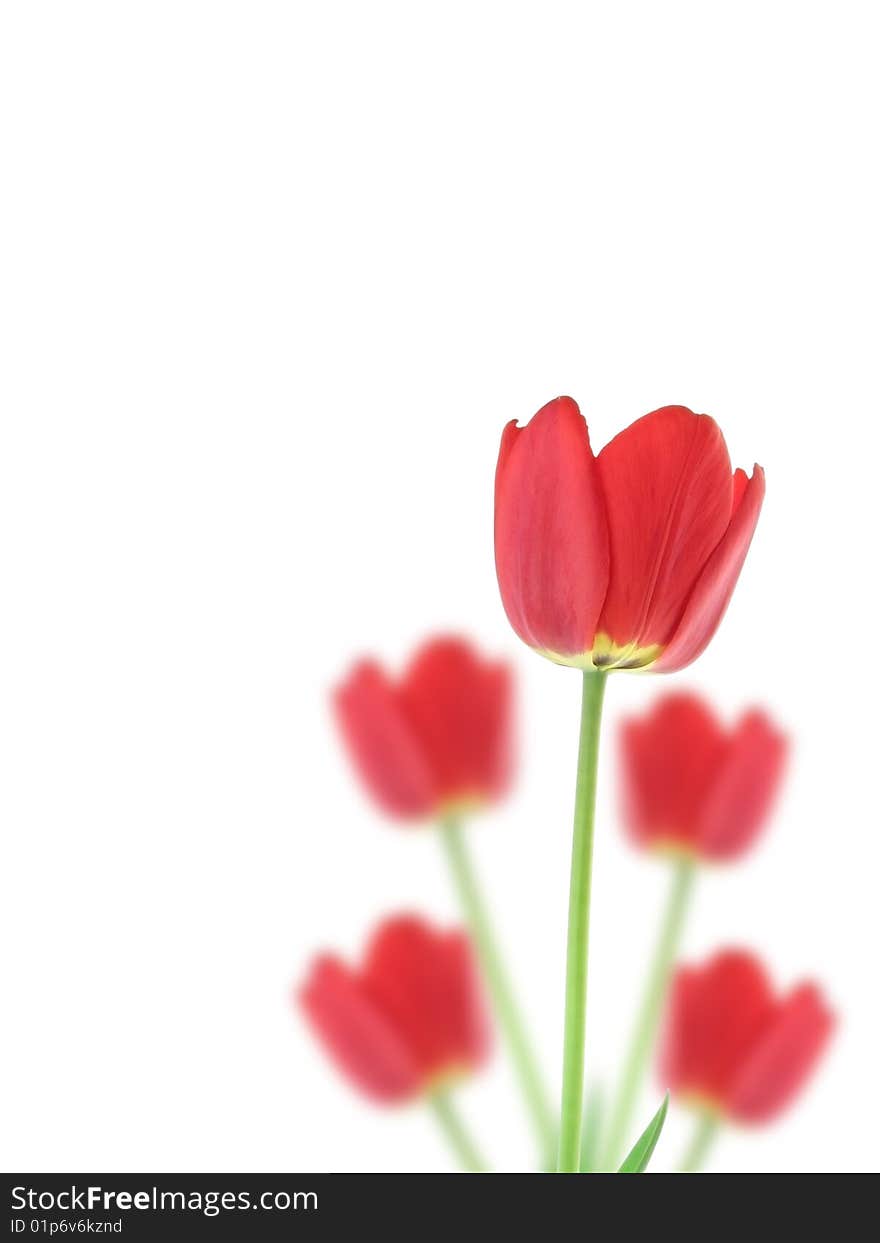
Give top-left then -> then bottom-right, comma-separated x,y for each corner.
440,818 -> 556,1168
557,670 -> 608,1172
578,1083 -> 604,1172
429,1090 -> 487,1172
678,1111 -> 720,1173
601,855 -> 696,1169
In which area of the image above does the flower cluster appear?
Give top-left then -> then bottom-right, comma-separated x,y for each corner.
297,397 -> 834,1174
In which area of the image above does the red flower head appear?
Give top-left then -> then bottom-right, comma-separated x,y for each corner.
333,636 -> 513,821
494,398 -> 764,672
620,692 -> 787,862
298,915 -> 490,1103
660,950 -> 834,1124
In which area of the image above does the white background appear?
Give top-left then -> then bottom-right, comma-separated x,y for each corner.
2,2 -> 878,1174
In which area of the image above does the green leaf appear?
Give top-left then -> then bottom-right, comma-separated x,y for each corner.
617,1093 -> 669,1173
579,1083 -> 604,1172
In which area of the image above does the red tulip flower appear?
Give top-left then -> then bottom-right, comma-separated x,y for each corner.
660,950 -> 834,1124
495,398 -> 764,672
334,636 -> 513,820
333,637 -> 553,1163
299,915 -> 490,1104
601,695 -> 786,1168
621,692 -> 787,862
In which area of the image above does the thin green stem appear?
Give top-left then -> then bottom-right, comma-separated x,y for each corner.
601,855 -> 696,1169
429,1089 -> 487,1172
440,818 -> 556,1168
557,669 -> 608,1172
578,1082 -> 604,1172
678,1111 -> 720,1173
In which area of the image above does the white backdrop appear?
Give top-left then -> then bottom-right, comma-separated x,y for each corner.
2,2 -> 878,1173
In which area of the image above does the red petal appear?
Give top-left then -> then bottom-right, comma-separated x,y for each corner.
696,710 -> 788,860
494,397 -> 609,657
731,465 -> 749,512
398,637 -> 513,808
299,957 -> 422,1102
363,916 -> 490,1079
619,693 -> 726,853
597,407 -> 734,652
656,465 -> 765,672
660,950 -> 775,1107
727,985 -> 834,1123
333,662 -> 437,819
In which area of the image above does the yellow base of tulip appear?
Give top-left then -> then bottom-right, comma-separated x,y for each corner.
538,634 -> 663,672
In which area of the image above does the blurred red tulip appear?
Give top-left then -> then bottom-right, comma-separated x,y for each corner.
660,949 -> 834,1123
494,397 -> 763,672
620,692 -> 787,861
334,636 -> 513,820
299,915 -> 490,1103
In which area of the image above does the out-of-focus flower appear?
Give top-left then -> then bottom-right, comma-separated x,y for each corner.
494,397 -> 764,672
620,692 -> 787,862
298,915 -> 490,1103
660,949 -> 834,1124
334,636 -> 513,820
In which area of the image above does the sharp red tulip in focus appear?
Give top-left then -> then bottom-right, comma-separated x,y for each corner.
620,692 -> 787,861
334,636 -> 513,820
299,915 -> 490,1103
660,949 -> 834,1124
494,397 -> 764,671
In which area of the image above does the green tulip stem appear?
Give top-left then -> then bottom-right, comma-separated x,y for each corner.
601,854 -> 696,1169
440,816 -> 556,1168
557,669 -> 608,1172
429,1090 -> 488,1173
679,1111 -> 720,1173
